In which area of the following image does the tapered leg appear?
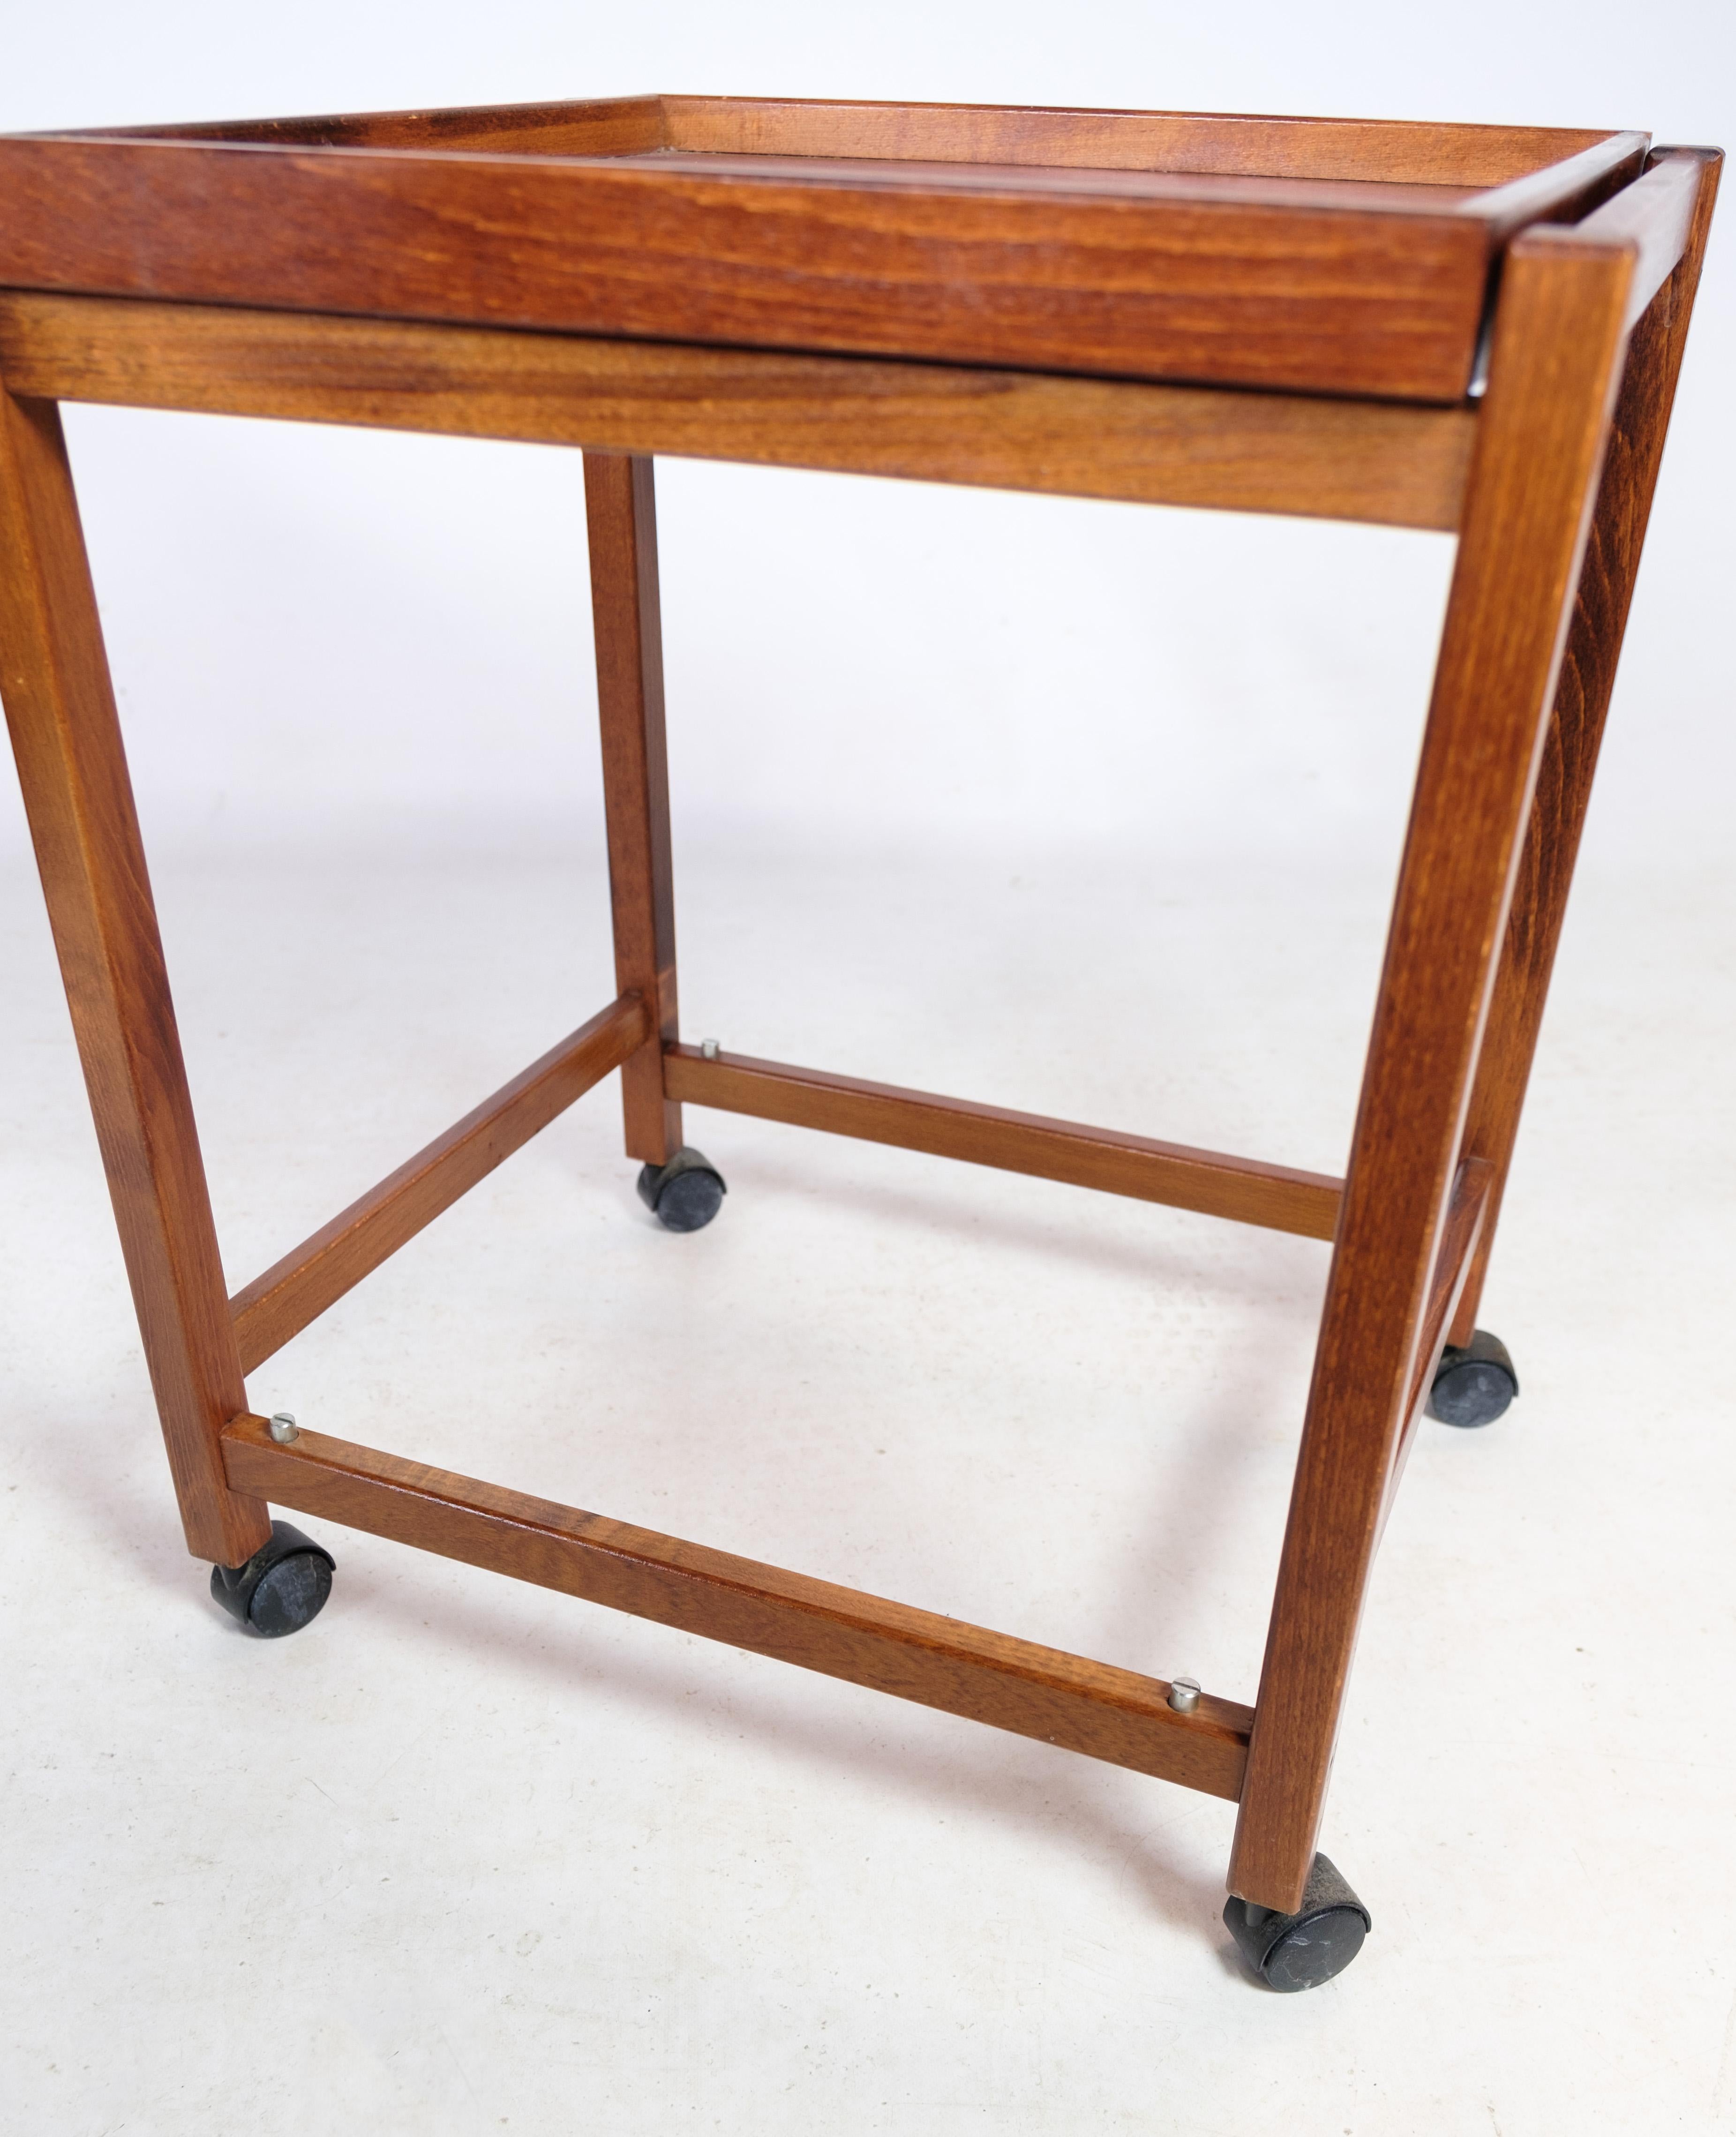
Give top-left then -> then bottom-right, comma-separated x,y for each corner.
1448,160 -> 1722,1346
584,450 -> 681,1166
0,389 -> 270,1566
1228,228 -> 1641,1912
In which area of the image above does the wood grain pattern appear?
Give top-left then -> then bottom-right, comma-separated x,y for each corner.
1229,216 -> 1641,1914
1552,146 -> 1718,329
0,388 -> 270,1565
656,100 -> 1633,195
580,133 -> 1642,255
81,94 -> 670,157
586,453 -> 681,1165
230,994 -> 647,1374
0,121 -> 1638,400
601,150 -> 1487,213
220,1411 -> 1254,1800
0,294 -> 1477,531
1377,1156 -> 1494,1537
1401,1159 -> 1492,1426
75,92 -> 1625,189
665,1044 -> 1342,1239
1450,149 -> 1722,1347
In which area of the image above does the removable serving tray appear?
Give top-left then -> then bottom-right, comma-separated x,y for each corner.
0,95 -> 1647,400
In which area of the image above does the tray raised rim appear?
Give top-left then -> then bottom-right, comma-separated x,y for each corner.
22,92 -> 1640,206
0,98 -> 1653,404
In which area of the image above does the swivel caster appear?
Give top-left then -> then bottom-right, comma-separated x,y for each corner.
636,1146 -> 727,1233
210,1519 -> 335,1638
1224,1853 -> 1371,1992
1427,1329 -> 1518,1427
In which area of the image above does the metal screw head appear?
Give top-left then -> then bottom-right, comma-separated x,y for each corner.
267,1411 -> 300,1445
700,1038 -> 721,1060
1167,1675 -> 1202,1714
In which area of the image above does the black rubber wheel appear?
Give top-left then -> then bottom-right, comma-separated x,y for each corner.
210,1519 -> 336,1638
1427,1329 -> 1518,1428
1224,1853 -> 1371,1992
636,1146 -> 727,1233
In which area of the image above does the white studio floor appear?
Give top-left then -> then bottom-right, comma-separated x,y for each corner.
2,825 -> 1733,2137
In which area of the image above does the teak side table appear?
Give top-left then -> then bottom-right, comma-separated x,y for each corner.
0,96 -> 1719,1991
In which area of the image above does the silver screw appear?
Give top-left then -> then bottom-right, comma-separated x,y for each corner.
267,1411 -> 300,1445
700,1037 -> 720,1060
1167,1675 -> 1201,1715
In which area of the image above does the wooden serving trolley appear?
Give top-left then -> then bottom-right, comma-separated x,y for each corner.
0,96 -> 1718,1989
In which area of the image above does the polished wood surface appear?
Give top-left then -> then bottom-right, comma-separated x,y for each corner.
1377,1156 -> 1495,1537
586,453 -> 682,1167
230,994 -> 648,1374
1402,1159 -> 1493,1425
600,151 -> 1486,211
0,389 -> 270,1566
82,92 -> 1626,188
221,1410 -> 1254,1800
0,295 -> 1476,532
1450,149 -> 1722,1347
0,101 -> 1647,399
1564,146 -> 1720,328
1229,214 -> 1643,1915
666,1044 -> 1342,1240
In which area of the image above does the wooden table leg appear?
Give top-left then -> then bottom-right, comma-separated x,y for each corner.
1227,227 -> 1641,1914
0,389 -> 270,1568
584,450 -> 682,1168
1449,158 -> 1722,1347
